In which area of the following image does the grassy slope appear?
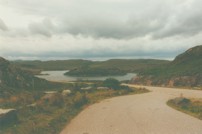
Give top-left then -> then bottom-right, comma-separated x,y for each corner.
1,87 -> 149,134
170,45 -> 202,76
139,45 -> 202,77
0,57 -> 63,93
130,45 -> 202,87
167,98 -> 202,120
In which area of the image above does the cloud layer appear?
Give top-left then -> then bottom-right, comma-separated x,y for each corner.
0,0 -> 202,60
0,18 -> 8,31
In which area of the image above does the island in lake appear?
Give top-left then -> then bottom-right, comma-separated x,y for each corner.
64,67 -> 127,77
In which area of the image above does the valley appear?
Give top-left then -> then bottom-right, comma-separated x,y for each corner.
0,45 -> 202,134
1,1 -> 202,133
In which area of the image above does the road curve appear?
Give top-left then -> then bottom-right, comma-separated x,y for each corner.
60,85 -> 202,134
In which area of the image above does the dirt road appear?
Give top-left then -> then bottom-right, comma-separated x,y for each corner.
60,85 -> 202,134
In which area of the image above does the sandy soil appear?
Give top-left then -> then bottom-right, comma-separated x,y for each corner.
60,85 -> 202,134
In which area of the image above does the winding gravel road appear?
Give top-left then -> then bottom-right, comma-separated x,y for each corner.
60,85 -> 202,134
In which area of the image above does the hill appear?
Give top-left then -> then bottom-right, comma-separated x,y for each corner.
0,57 -> 52,92
170,45 -> 202,75
132,45 -> 202,87
13,60 -> 93,71
91,59 -> 169,72
12,59 -> 169,76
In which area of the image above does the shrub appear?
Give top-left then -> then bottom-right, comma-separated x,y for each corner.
103,78 -> 121,90
172,97 -> 190,106
73,92 -> 88,108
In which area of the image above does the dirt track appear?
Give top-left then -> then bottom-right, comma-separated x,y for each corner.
60,85 -> 202,134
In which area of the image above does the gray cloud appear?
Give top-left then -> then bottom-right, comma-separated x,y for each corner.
0,18 -> 8,31
0,0 -> 202,60
1,0 -> 202,39
153,0 -> 202,39
61,0 -> 202,39
61,17 -> 164,39
28,19 -> 55,37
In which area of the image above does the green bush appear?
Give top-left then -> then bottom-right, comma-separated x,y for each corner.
103,78 -> 121,90
73,92 -> 88,108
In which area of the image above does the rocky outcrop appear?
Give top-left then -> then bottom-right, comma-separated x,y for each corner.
172,45 -> 202,66
0,57 -> 49,90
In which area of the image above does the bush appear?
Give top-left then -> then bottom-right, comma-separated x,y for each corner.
73,92 -> 88,108
103,78 -> 121,90
172,97 -> 190,106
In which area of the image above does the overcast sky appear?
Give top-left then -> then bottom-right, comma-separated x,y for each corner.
0,0 -> 202,60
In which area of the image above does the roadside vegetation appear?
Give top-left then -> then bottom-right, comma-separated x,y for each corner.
0,79 -> 149,134
167,97 -> 202,120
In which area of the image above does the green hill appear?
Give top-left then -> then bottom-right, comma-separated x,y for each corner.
13,59 -> 93,71
173,45 -> 202,65
91,59 -> 169,72
0,57 -> 52,91
65,67 -> 127,77
64,59 -> 169,77
132,45 -> 202,87
170,45 -> 202,75
13,59 -> 169,74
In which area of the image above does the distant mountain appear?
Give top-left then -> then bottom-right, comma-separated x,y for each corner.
13,59 -> 93,71
13,59 -> 169,73
132,45 -> 202,87
0,57 -> 49,90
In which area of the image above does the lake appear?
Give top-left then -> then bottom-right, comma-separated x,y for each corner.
36,70 -> 136,82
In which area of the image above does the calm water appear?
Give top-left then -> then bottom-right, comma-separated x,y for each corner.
36,70 -> 136,82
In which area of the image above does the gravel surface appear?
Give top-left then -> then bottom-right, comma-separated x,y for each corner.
60,85 -> 202,134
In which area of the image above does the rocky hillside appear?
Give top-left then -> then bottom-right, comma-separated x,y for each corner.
172,45 -> 202,65
0,57 -> 49,90
171,45 -> 202,75
131,45 -> 202,87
